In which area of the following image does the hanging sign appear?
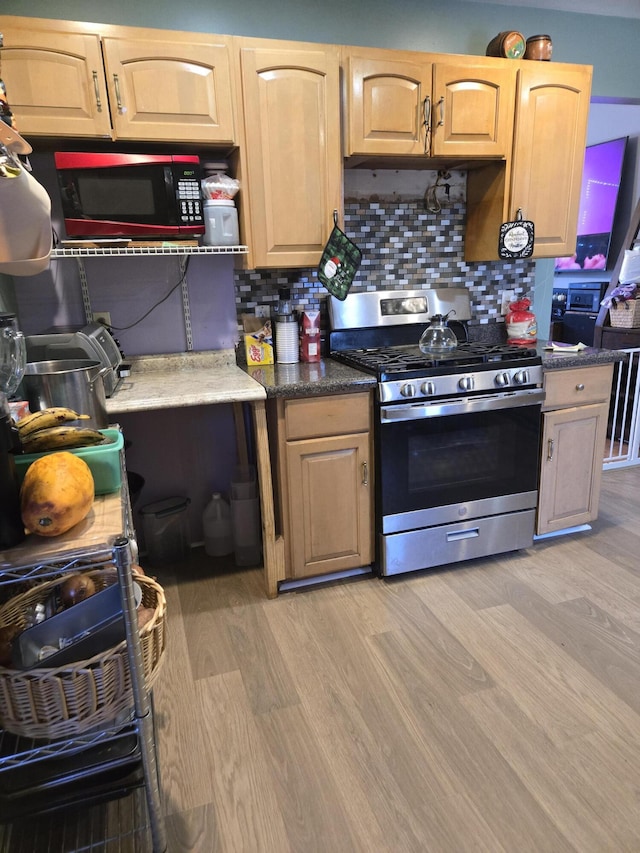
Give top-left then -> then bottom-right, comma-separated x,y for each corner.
498,209 -> 535,260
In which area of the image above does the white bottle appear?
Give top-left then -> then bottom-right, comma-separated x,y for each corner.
202,493 -> 233,557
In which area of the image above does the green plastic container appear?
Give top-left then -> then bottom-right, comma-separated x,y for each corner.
13,428 -> 124,495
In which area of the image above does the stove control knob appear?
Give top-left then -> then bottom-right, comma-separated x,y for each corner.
421,380 -> 436,396
400,383 -> 416,398
495,372 -> 510,387
458,375 -> 474,392
513,370 -> 529,385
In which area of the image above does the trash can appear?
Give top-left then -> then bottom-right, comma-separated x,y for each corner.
140,496 -> 190,566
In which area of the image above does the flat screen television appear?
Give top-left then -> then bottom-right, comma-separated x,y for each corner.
555,135 -> 628,272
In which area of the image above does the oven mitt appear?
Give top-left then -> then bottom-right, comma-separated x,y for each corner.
498,209 -> 534,260
317,211 -> 362,301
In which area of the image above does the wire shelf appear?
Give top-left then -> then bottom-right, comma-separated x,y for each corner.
51,245 -> 248,258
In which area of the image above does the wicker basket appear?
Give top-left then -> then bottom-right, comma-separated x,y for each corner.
0,568 -> 166,740
609,298 -> 640,328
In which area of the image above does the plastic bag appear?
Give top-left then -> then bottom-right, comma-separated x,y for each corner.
619,249 -> 640,285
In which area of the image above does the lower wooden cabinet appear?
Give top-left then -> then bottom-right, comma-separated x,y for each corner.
273,392 -> 374,580
537,365 -> 613,535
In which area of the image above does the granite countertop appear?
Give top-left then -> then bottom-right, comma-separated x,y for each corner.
538,342 -> 627,370
106,350 -> 266,414
105,341 -> 626,413
242,358 -> 377,398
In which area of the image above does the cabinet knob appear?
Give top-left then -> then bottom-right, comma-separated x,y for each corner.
576,383 -> 585,391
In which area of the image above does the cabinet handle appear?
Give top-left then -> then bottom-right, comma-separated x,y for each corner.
113,73 -> 125,113
92,71 -> 102,112
437,96 -> 445,127
547,438 -> 554,461
362,461 -> 369,486
422,96 -> 431,155
576,383 -> 585,391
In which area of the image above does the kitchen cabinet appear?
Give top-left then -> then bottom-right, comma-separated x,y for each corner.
0,22 -> 112,138
273,392 -> 374,580
235,38 -> 342,268
342,46 -> 516,160
0,17 -> 236,144
466,61 -> 592,261
537,364 -> 613,536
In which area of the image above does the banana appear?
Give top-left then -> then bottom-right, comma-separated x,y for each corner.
20,425 -> 106,454
16,407 -> 91,439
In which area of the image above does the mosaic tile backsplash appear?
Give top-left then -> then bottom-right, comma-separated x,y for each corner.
234,200 -> 536,336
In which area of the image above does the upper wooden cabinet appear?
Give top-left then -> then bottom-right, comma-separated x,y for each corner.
101,37 -> 235,144
466,62 -> 592,261
0,24 -> 112,138
235,38 -> 342,269
0,18 -> 236,144
343,47 -> 516,160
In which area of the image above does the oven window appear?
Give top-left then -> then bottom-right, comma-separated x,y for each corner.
379,403 -> 541,516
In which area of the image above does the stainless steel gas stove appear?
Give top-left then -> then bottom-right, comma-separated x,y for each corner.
329,289 -> 545,577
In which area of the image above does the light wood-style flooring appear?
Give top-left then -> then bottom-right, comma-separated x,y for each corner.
153,464 -> 640,852
3,465 -> 640,852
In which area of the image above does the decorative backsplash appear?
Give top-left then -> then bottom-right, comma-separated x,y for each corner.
233,200 -> 536,331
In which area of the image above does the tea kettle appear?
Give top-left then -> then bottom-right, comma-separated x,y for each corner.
419,311 -> 458,354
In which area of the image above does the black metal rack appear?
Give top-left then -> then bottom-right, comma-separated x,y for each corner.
0,445 -> 166,852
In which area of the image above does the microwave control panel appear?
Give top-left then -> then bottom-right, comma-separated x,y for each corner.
175,165 -> 203,226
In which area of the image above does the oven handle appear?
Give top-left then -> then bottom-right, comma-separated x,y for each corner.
380,388 -> 545,422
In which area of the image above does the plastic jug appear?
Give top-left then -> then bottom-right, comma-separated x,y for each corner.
202,492 -> 233,557
202,199 -> 239,246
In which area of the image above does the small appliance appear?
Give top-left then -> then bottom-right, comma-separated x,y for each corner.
24,322 -> 125,397
54,152 -> 204,239
561,281 -> 608,346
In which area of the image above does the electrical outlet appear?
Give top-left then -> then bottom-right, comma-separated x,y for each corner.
255,305 -> 270,318
92,311 -> 112,326
500,291 -> 515,316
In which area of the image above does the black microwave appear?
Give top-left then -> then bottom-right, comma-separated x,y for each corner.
54,152 -> 204,239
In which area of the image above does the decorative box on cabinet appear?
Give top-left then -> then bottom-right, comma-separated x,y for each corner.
273,392 -> 374,581
537,364 -> 613,536
0,16 -> 236,144
466,61 -> 592,261
342,46 -> 516,161
235,38 -> 342,269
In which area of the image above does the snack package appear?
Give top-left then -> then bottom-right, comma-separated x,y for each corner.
242,315 -> 274,366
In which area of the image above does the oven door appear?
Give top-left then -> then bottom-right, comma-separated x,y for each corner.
378,389 -> 544,534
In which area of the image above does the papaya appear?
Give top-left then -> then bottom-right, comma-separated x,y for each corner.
20,451 -> 95,537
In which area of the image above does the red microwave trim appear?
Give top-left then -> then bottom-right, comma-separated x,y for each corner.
64,219 -> 205,237
54,152 -> 200,169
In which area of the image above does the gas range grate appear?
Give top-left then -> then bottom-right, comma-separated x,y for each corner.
331,342 -> 540,379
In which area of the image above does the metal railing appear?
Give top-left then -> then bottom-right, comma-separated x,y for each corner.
604,347 -> 640,468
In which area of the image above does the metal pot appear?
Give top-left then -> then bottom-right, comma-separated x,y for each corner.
19,359 -> 109,429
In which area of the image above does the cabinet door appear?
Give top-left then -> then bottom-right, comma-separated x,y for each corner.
465,61 -> 592,261
344,52 -> 431,156
286,433 -> 373,579
101,37 -> 235,143
0,26 -> 112,138
510,63 -> 592,257
537,402 -> 608,535
238,41 -> 342,268
431,62 -> 515,158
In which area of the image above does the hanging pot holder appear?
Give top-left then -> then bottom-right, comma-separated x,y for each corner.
498,209 -> 535,260
317,211 -> 362,301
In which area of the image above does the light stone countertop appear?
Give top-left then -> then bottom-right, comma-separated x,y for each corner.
106,349 -> 266,414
